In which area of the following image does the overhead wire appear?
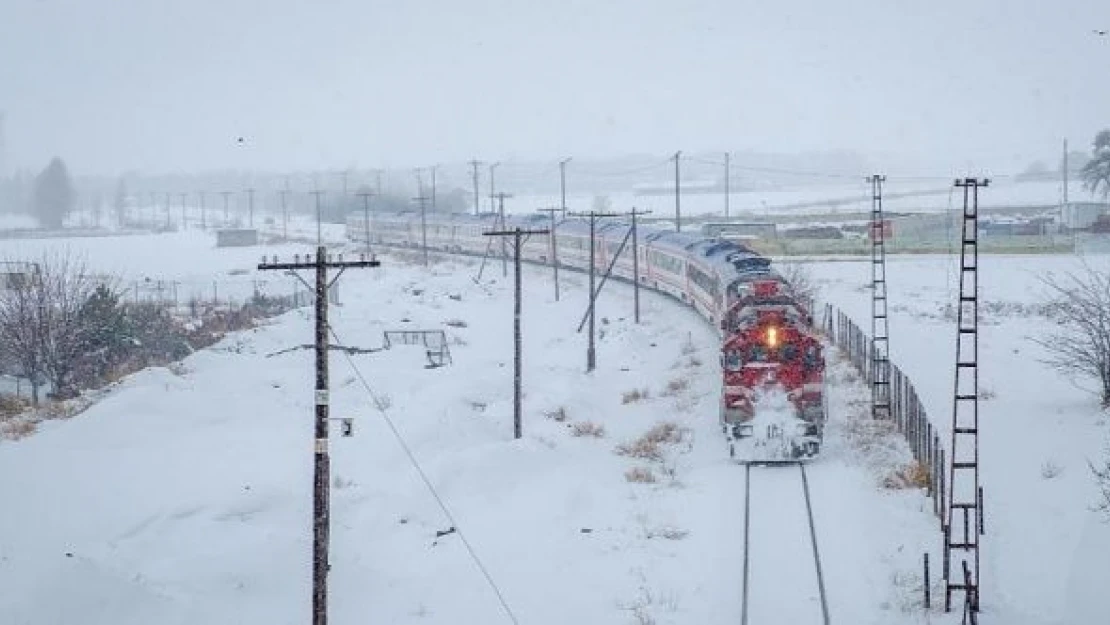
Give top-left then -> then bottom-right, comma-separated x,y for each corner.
323,322 -> 521,625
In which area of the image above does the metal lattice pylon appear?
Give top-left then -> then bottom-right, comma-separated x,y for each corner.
945,177 -> 987,615
869,175 -> 892,420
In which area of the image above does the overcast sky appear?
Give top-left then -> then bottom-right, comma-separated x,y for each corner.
1,0 -> 1107,177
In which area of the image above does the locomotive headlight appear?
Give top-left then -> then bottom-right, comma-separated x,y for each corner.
765,326 -> 779,348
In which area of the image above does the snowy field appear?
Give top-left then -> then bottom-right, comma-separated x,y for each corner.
0,228 -> 1107,624
506,179 -> 1089,219
804,252 -> 1110,625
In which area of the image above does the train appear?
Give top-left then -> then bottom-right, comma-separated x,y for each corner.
346,210 -> 827,461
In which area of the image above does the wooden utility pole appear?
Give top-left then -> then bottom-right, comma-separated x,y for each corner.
469,159 -> 482,215
311,190 -> 325,246
413,187 -> 430,267
164,192 -> 172,229
629,208 -> 652,323
430,165 -> 437,210
568,210 -> 620,372
220,191 -> 232,226
179,193 -> 188,229
724,151 -> 730,219
537,208 -> 563,301
356,191 -> 375,253
482,227 -> 549,439
673,150 -> 682,232
258,248 -> 379,625
489,162 -> 500,214
493,192 -> 512,277
199,191 -> 207,230
246,188 -> 256,228
559,157 -> 571,216
279,189 -> 291,240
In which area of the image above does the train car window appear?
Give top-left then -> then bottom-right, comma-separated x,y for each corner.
725,350 -> 743,371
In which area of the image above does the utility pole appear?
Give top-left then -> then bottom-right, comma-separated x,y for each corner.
724,151 -> 730,220
567,209 -> 620,372
1063,138 -> 1069,206
493,191 -> 512,277
279,189 -> 291,240
482,227 -> 549,439
430,165 -> 437,211
179,193 -> 188,229
258,248 -> 379,625
199,191 -> 207,230
246,188 -> 256,228
356,190 -> 375,253
559,157 -> 571,216
630,208 -> 652,323
220,191 -> 232,226
469,159 -> 482,215
673,151 -> 682,232
413,186 -> 430,267
165,192 -> 172,229
537,208 -> 563,301
489,162 -> 500,214
310,190 -> 325,246
340,170 -> 349,198
945,177 -> 988,618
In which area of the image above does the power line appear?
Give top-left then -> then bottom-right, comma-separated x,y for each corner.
323,323 -> 521,625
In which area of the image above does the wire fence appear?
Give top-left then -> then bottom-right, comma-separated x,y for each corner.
821,303 -> 948,527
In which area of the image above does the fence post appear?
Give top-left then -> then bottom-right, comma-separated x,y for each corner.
939,448 -> 947,524
924,552 -> 931,609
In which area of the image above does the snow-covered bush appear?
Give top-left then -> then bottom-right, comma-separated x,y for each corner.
624,467 -> 656,483
621,388 -> 650,404
1033,264 -> 1110,407
571,421 -> 605,438
662,376 -> 689,396
1041,460 -> 1063,479
543,406 -> 568,422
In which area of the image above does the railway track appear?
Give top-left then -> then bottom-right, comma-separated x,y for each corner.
741,462 -> 830,625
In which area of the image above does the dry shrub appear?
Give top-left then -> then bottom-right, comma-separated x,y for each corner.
645,526 -> 689,540
36,400 -> 78,420
680,333 -> 697,356
0,394 -> 30,418
1041,460 -> 1063,479
662,377 -> 689,396
571,421 -> 606,438
616,422 -> 687,461
625,467 -> 657,483
1,419 -> 37,439
882,461 -> 932,490
622,388 -> 650,404
544,406 -> 568,422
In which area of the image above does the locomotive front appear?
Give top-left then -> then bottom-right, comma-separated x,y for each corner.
719,279 -> 826,461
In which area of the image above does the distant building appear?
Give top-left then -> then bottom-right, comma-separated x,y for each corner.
701,222 -> 777,239
215,229 -> 259,247
1061,202 -> 1110,230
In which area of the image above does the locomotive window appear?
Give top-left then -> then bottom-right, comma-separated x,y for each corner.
725,350 -> 743,371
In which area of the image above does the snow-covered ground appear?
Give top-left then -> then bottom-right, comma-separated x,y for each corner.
803,252 -> 1110,625
1,228 -> 1106,624
506,179 -> 1092,219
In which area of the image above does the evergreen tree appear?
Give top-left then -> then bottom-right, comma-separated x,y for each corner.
33,157 -> 74,229
1080,130 -> 1110,200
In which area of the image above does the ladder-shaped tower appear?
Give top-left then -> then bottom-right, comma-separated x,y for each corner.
945,177 -> 987,616
869,174 -> 892,421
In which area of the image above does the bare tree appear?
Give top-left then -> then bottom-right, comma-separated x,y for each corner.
0,252 -> 104,403
0,263 -> 44,404
1080,129 -> 1110,200
1032,262 -> 1110,407
777,261 -> 820,314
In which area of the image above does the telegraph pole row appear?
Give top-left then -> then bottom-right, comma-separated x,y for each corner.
258,248 -> 379,625
414,186 -> 430,267
482,227 -> 549,439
